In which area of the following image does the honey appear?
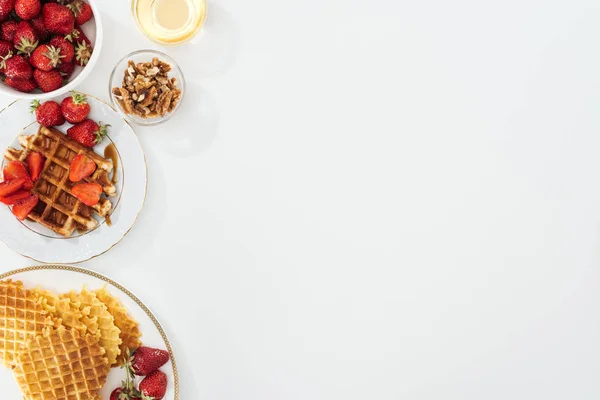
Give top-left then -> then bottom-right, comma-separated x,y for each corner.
133,0 -> 207,44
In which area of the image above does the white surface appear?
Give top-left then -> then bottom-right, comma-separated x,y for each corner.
0,0 -> 599,399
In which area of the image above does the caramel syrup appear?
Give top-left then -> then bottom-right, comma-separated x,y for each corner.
105,214 -> 112,227
103,143 -> 119,184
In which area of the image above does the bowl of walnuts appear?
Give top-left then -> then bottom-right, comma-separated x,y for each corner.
0,0 -> 102,98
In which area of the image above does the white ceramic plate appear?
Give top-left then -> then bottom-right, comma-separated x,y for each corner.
0,265 -> 179,400
0,94 -> 147,263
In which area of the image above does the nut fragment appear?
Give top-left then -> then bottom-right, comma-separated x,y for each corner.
112,57 -> 182,118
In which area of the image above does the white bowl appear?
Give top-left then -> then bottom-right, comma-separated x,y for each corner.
0,0 -> 103,100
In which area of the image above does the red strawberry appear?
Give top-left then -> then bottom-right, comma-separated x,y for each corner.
67,0 -> 90,25
33,68 -> 62,92
131,346 -> 170,376
109,388 -> 123,400
4,54 -> 32,79
13,21 -> 38,56
67,119 -> 108,147
60,91 -> 89,123
3,160 -> 29,181
64,24 -> 89,46
69,154 -> 95,182
73,39 -> 90,66
139,370 -> 167,400
0,40 -> 13,73
0,20 -> 17,42
30,15 -> 49,42
72,182 -> 101,206
48,35 -> 72,62
0,189 -> 31,205
0,0 -> 14,22
0,177 -> 29,197
30,99 -> 64,126
15,0 -> 41,20
26,152 -> 44,181
30,44 -> 63,70
11,194 -> 38,220
57,59 -> 73,78
42,3 -> 73,35
5,76 -> 37,92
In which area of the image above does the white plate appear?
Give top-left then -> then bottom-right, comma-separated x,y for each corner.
0,94 -> 147,264
0,265 -> 179,400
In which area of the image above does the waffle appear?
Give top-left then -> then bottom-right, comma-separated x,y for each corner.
0,280 -> 52,368
4,125 -> 115,237
95,286 -> 142,365
34,287 -> 88,335
13,326 -> 110,400
61,286 -> 122,366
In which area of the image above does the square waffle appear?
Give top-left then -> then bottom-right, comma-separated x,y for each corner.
4,126 -> 115,237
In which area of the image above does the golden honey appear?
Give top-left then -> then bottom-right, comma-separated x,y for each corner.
133,0 -> 207,44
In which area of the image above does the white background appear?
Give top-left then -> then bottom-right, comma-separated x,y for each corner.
1,0 -> 600,398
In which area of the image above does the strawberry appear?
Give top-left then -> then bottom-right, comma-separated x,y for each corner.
67,119 -> 108,147
139,370 -> 167,400
26,152 -> 44,181
64,24 -> 89,46
69,154 -> 94,182
73,39 -> 90,66
11,194 -> 38,220
30,44 -> 63,70
33,68 -> 62,92
5,76 -> 37,92
0,189 -> 31,205
72,182 -> 101,206
0,40 -> 13,73
67,0 -> 90,26
0,0 -> 14,22
30,99 -> 64,126
109,388 -> 123,400
42,3 -> 73,35
0,20 -> 17,42
130,346 -> 170,376
13,21 -> 38,56
5,54 -> 32,79
48,35 -> 72,62
3,160 -> 29,181
0,178 -> 29,197
60,91 -> 89,123
30,15 -> 49,42
15,0 -> 41,20
57,59 -> 73,78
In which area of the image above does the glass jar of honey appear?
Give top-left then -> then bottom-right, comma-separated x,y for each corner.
132,0 -> 207,45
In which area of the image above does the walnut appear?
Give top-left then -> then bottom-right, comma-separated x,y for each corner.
112,57 -> 182,118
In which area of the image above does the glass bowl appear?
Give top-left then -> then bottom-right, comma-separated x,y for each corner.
108,50 -> 185,126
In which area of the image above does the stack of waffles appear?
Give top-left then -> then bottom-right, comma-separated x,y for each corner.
4,126 -> 116,237
0,280 -> 142,399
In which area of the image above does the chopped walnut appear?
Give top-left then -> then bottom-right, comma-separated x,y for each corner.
112,57 -> 182,118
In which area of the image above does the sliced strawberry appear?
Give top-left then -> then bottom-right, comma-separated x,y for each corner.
0,189 -> 31,205
72,182 -> 101,206
11,194 -> 38,220
26,152 -> 45,181
3,160 -> 30,181
69,154 -> 95,182
0,177 -> 29,197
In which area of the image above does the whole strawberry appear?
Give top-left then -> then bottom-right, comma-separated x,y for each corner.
15,0 -> 41,20
0,40 -> 13,73
31,99 -> 64,126
65,24 -> 89,46
30,15 -> 49,42
67,119 -> 108,147
57,59 -> 73,78
61,91 -> 89,122
5,77 -> 37,92
0,20 -> 17,42
67,0 -> 91,26
49,35 -> 72,62
0,0 -> 14,22
5,54 -> 32,79
130,346 -> 170,376
139,370 -> 167,400
73,40 -> 90,66
30,44 -> 63,70
33,68 -> 62,92
13,21 -> 38,56
43,3 -> 74,35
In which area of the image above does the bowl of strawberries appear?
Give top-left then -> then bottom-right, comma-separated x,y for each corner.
0,0 -> 101,98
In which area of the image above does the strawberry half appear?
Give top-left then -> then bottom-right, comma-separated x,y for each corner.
3,160 -> 29,181
0,189 -> 31,205
72,182 -> 101,206
0,177 -> 30,197
26,152 -> 44,181
69,154 -> 95,182
11,194 -> 38,220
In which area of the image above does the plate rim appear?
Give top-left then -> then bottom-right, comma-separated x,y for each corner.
0,264 -> 179,400
0,95 -> 148,264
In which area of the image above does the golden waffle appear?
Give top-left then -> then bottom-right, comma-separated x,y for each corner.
0,280 -> 52,368
34,287 -> 88,335
61,286 -> 122,366
13,326 -> 109,400
95,286 -> 142,365
4,125 -> 114,237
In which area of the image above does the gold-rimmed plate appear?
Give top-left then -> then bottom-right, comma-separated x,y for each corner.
0,94 -> 147,263
0,265 -> 179,400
